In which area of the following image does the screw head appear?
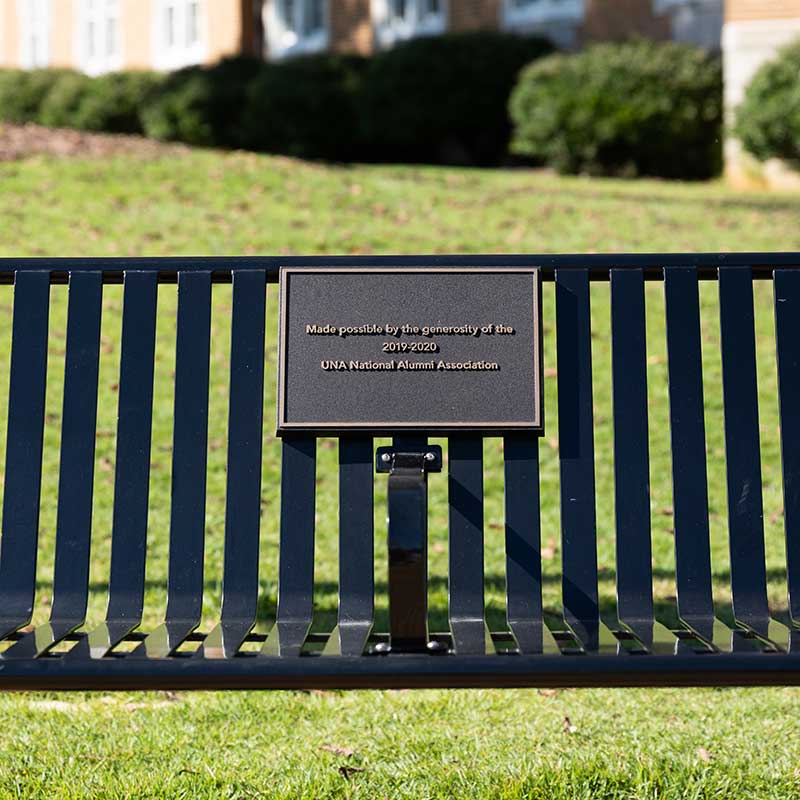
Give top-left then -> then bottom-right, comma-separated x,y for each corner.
381,452 -> 391,463
424,452 -> 436,462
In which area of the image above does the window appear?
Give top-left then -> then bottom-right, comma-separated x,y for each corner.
266,0 -> 328,59
653,0 -> 723,50
373,0 -> 445,49
154,0 -> 205,70
18,0 -> 50,68
78,0 -> 121,75
502,0 -> 584,28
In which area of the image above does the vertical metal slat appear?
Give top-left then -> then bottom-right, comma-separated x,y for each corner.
263,436 -> 317,657
326,436 -> 374,656
70,271 -> 158,659
611,268 -> 675,652
448,435 -> 489,654
0,271 -> 50,641
134,270 -> 212,658
555,268 -> 605,652
664,267 -> 721,647
504,435 -> 555,654
719,267 -> 771,639
776,270 -> 800,627
201,270 -> 267,659
4,272 -> 102,659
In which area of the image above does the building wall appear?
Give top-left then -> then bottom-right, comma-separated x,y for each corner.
0,0 -> 248,71
329,0 -> 372,54
0,0 -> 20,66
50,0 -> 74,67
207,0 -> 247,62
580,0 -> 670,44
449,0 -> 500,31
723,0 -> 800,187
121,0 -> 152,69
727,0 -> 800,21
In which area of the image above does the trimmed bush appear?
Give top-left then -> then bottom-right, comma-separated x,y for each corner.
141,56 -> 265,147
240,54 -> 367,161
358,32 -> 553,165
38,71 -> 94,128
71,71 -> 163,134
0,68 -> 75,123
509,40 -> 723,179
735,39 -> 800,164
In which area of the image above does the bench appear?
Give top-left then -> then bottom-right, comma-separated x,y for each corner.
0,253 -> 799,690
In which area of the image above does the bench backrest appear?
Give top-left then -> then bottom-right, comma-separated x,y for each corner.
0,254 -> 798,657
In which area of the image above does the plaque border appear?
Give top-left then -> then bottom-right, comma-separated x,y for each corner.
277,267 -> 543,434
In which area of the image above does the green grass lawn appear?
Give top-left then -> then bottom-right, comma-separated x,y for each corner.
1,149 -> 800,798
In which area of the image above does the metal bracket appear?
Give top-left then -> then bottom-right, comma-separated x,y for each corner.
375,446 -> 443,474
375,444 -> 443,654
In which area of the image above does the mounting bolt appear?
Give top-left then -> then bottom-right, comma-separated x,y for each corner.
424,452 -> 436,462
381,453 -> 392,464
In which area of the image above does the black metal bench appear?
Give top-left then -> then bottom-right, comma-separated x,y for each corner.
1,253 -> 800,690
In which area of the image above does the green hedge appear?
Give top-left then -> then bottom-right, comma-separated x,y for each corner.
0,68 -> 162,134
359,32 -> 553,165
0,36 -> 726,177
141,57 -> 263,147
0,68 -> 75,123
37,71 -> 94,128
240,54 -> 366,160
509,40 -> 723,179
72,71 -> 164,133
735,39 -> 800,164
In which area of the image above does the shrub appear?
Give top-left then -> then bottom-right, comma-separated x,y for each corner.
358,32 -> 553,165
72,71 -> 163,134
240,54 -> 367,161
141,56 -> 265,147
0,69 -> 74,123
735,39 -> 800,164
509,40 -> 723,179
37,71 -> 94,128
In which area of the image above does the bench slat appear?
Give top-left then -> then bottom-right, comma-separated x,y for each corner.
201,270 -> 267,659
0,271 -> 50,640
3,272 -> 103,659
664,267 -> 715,641
69,271 -> 158,658
133,271 -> 212,658
719,267 -> 770,636
51,272 -> 103,623
555,268 -> 601,651
263,436 -> 317,657
331,436 -> 374,656
503,435 -> 550,654
611,268 -> 658,645
448,435 -> 489,654
775,269 -> 800,625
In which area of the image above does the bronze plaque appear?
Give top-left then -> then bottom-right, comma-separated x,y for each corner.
277,267 -> 542,434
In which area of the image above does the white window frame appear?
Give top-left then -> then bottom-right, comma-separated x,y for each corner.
372,0 -> 446,50
501,0 -> 584,29
265,0 -> 329,60
152,0 -> 206,71
77,0 -> 123,75
18,0 -> 51,68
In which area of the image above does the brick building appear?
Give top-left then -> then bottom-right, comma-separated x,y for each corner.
0,1 -> 723,73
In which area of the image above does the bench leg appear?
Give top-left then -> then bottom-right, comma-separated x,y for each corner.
376,439 -> 442,653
